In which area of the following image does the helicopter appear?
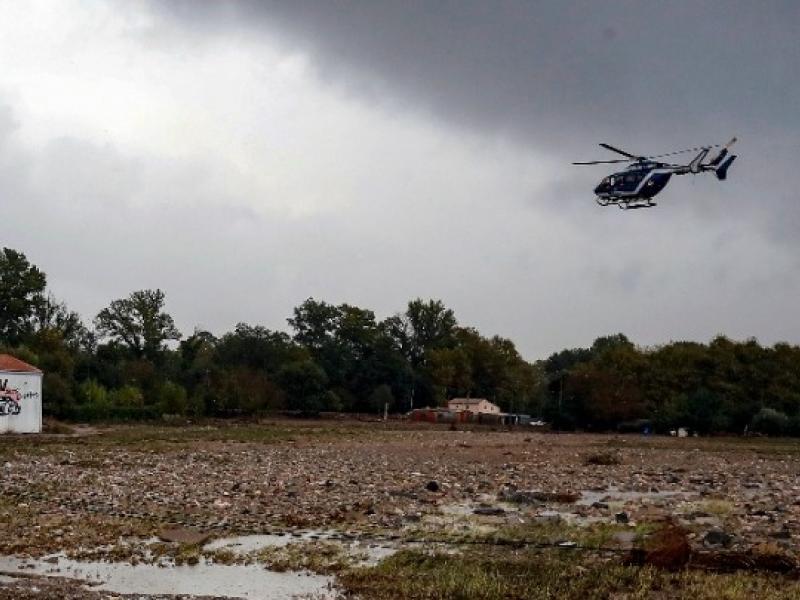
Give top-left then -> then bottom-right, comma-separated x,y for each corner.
573,137 -> 738,209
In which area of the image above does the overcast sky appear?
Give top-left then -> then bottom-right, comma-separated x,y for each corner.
1,1 -> 798,360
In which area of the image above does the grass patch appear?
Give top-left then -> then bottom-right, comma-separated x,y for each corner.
255,540 -> 362,574
0,421 -> 376,457
338,547 -> 800,599
400,519 -> 652,550
697,499 -> 735,517
489,520 -> 649,549
593,435 -> 800,457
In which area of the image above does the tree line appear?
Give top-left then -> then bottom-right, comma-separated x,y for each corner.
2,247 -> 800,435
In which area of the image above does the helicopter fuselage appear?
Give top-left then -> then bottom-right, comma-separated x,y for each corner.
594,161 -> 673,202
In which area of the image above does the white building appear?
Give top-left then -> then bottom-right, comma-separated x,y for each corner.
447,397 -> 501,415
0,354 -> 43,433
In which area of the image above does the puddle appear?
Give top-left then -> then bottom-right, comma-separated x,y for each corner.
0,555 -> 334,599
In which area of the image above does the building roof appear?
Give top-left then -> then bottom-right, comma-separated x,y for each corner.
0,354 -> 42,373
449,398 -> 489,405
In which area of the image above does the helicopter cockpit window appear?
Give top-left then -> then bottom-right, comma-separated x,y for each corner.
608,176 -> 615,186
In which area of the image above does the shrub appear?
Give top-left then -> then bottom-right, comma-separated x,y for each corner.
108,385 -> 144,408
156,381 -> 189,415
78,379 -> 109,405
750,408 -> 789,436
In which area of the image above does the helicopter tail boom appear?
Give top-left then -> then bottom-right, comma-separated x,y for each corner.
688,148 -> 710,173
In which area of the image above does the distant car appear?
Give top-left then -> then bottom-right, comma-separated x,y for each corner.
529,420 -> 546,427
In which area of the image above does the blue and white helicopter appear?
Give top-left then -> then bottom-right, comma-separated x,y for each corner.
573,137 -> 738,209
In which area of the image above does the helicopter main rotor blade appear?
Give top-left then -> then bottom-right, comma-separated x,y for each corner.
572,159 -> 630,165
599,143 -> 637,158
647,138 -> 737,160
647,145 -> 712,159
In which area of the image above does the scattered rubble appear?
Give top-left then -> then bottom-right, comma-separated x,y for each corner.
2,425 -> 800,596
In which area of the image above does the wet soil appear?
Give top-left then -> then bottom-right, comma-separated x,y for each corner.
2,423 -> 800,597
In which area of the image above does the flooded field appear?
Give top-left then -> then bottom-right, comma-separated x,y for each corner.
2,422 -> 800,598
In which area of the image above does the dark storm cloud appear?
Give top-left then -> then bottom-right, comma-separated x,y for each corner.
155,1 -> 798,145
153,1 -> 800,240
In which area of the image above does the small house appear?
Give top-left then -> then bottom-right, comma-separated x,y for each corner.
447,397 -> 501,415
0,354 -> 43,433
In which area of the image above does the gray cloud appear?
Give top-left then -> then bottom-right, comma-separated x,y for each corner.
156,2 -> 798,140
153,1 -> 800,240
2,2 -> 799,360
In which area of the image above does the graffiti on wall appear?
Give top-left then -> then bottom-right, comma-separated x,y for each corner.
0,379 -> 38,416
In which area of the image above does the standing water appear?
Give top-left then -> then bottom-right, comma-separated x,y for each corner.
0,554 -> 335,599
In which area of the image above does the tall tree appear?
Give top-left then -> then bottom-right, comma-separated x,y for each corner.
287,298 -> 340,351
31,293 -> 89,349
277,359 -> 329,413
217,323 -> 303,374
386,299 -> 457,367
94,289 -> 181,360
0,248 -> 47,345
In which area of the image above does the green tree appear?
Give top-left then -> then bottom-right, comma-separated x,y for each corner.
31,294 -> 88,349
42,372 -> 75,419
0,248 -> 47,345
94,289 -> 181,360
277,360 -> 328,413
209,367 -> 284,415
218,324 -> 304,374
287,298 -> 340,351
403,298 -> 457,366
367,384 -> 394,414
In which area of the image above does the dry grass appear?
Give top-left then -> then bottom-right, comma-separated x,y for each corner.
583,451 -> 622,466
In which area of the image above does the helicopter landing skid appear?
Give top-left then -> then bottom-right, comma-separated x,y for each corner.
620,200 -> 657,210
595,196 -> 611,206
596,196 -> 656,209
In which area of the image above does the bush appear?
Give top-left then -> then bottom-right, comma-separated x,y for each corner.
156,381 -> 189,415
108,385 -> 144,408
78,378 -> 111,416
750,408 -> 789,436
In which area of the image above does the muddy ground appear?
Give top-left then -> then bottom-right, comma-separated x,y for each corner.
1,421 -> 800,598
